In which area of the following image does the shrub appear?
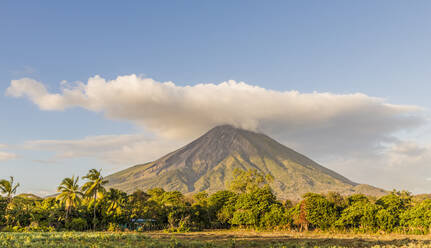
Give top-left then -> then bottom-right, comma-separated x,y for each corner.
66,218 -> 88,231
336,201 -> 381,232
230,187 -> 277,227
301,193 -> 337,230
400,199 -> 431,234
260,204 -> 292,229
376,209 -> 397,232
107,222 -> 121,232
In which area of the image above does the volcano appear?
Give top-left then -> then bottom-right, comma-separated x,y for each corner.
106,125 -> 386,199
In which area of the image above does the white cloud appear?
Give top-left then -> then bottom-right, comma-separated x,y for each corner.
25,134 -> 184,166
323,141 -> 431,194
6,75 -> 425,157
0,151 -> 17,161
7,75 -> 431,193
0,144 -> 17,161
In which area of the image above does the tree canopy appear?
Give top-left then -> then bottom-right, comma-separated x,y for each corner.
0,169 -> 429,234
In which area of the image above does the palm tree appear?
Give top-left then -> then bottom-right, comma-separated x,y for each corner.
106,188 -> 126,218
0,176 -> 20,204
0,176 -> 20,226
82,169 -> 108,230
56,176 -> 83,220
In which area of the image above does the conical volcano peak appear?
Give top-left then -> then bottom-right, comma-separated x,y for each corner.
190,124 -> 270,159
204,124 -> 252,136
106,125 -> 386,200
209,124 -> 238,130
202,124 -> 264,144
201,124 -> 241,137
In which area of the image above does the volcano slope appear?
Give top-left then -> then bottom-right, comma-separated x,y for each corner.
106,125 -> 386,200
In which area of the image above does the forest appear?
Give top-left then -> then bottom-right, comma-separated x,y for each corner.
0,168 -> 430,235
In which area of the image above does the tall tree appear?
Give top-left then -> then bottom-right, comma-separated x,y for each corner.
0,176 -> 20,226
82,169 -> 108,230
228,168 -> 273,193
105,188 -> 127,222
0,176 -> 20,204
56,176 -> 83,221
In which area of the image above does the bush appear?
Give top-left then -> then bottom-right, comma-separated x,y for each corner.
0,226 -> 24,232
336,201 -> 381,232
400,199 -> 431,234
107,222 -> 121,232
302,193 -> 337,230
230,187 -> 277,227
376,209 -> 397,232
66,218 -> 88,231
260,204 -> 292,229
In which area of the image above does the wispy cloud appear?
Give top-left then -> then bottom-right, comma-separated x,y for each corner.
0,151 -> 17,161
321,139 -> 431,193
11,66 -> 37,76
0,144 -> 17,161
24,133 -> 184,166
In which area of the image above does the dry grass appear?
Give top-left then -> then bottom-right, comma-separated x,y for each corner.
2,230 -> 431,247
146,230 -> 431,247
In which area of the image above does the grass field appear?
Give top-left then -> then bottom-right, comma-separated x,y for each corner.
2,231 -> 431,247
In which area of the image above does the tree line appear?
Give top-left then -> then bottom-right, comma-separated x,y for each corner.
1,168 -> 431,234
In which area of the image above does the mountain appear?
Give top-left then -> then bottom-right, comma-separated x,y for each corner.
15,193 -> 42,200
106,125 -> 387,200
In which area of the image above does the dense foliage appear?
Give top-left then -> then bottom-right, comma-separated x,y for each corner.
0,169 -> 430,234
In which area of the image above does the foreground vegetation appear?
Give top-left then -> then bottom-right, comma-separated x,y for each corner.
2,231 -> 431,248
2,168 -> 431,238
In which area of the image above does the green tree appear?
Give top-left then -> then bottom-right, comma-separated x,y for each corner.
346,194 -> 369,206
32,197 -> 62,229
5,196 -> 34,227
336,200 -> 381,232
0,176 -> 20,204
82,169 -> 108,230
0,176 -> 20,226
147,188 -> 166,204
260,204 -> 291,229
208,190 -> 236,226
375,193 -> 410,231
299,193 -> 337,230
400,199 -> 431,234
162,191 -> 186,206
229,168 -> 273,193
104,188 -> 127,223
193,191 -> 209,206
56,176 -> 83,221
192,191 -> 211,227
208,190 -> 237,227
0,197 -> 7,225
376,208 -> 397,232
230,187 -> 278,227
376,193 -> 410,215
127,190 -> 161,223
129,190 -> 150,204
326,192 -> 345,210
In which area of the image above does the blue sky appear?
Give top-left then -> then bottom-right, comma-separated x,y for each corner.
1,1 -> 431,195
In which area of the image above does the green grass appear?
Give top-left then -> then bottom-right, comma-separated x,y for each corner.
1,231 -> 431,248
